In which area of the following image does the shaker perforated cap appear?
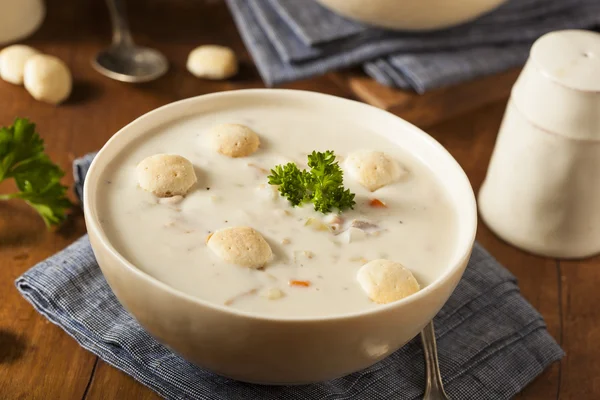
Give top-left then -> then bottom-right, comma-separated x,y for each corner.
531,30 -> 600,93
512,29 -> 600,140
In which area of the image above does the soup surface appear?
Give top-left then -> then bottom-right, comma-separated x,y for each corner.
98,104 -> 457,317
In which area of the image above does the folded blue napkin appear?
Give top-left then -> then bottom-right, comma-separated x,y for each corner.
13,153 -> 563,399
226,0 -> 600,92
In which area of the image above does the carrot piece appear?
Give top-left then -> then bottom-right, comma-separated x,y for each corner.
369,198 -> 387,208
289,280 -> 311,287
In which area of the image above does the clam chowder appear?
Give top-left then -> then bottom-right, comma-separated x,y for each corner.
98,106 -> 457,317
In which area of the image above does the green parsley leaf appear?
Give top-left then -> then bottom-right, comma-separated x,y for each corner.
0,118 -> 72,228
267,150 -> 355,213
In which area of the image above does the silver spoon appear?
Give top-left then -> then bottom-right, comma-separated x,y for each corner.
421,321 -> 450,400
92,0 -> 168,83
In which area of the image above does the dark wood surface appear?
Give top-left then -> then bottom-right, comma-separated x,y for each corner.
0,1 -> 595,399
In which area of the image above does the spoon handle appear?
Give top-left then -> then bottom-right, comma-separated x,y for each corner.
105,0 -> 134,46
421,321 -> 450,400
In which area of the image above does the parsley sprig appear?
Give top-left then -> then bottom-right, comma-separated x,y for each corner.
268,150 -> 355,213
0,118 -> 72,228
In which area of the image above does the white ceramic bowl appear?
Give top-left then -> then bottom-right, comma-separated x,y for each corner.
0,0 -> 45,45
315,0 -> 508,31
83,89 -> 477,384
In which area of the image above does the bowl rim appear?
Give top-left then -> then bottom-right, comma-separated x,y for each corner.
83,88 -> 477,323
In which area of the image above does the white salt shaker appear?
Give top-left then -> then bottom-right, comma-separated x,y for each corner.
479,30 -> 600,259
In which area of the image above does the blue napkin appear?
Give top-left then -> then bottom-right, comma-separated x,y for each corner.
14,153 -> 563,399
226,0 -> 600,92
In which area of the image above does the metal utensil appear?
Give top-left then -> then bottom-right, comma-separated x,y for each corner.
421,321 -> 450,400
92,0 -> 168,83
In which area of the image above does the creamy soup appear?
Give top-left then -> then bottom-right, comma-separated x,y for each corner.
98,105 -> 457,317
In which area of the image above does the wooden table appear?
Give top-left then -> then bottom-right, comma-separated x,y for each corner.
0,1 -> 596,399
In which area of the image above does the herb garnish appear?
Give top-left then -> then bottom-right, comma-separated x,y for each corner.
267,150 -> 355,213
0,118 -> 72,228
